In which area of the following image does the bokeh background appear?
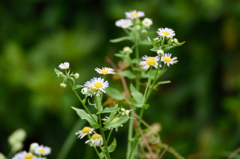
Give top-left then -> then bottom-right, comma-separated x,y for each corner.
0,0 -> 240,158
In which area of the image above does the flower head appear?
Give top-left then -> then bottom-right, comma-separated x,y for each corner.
85,134 -> 103,147
115,19 -> 133,28
75,126 -> 96,139
125,10 -> 145,19
12,151 -> 37,159
34,145 -> 51,156
157,28 -> 175,38
161,53 -> 178,67
103,117 -> 123,132
59,62 -> 70,69
142,18 -> 153,28
139,55 -> 160,70
81,87 -> 88,95
84,77 -> 109,96
95,67 -> 115,75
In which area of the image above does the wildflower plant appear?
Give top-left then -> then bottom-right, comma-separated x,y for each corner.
54,10 -> 185,159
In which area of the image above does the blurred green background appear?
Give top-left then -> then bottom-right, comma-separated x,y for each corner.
0,0 -> 240,158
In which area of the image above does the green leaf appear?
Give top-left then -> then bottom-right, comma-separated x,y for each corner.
119,70 -> 136,79
129,96 -> 143,108
154,80 -> 171,89
108,138 -> 117,153
150,46 -> 161,52
72,107 -> 99,128
104,116 -> 129,130
106,88 -> 125,100
175,41 -> 185,47
140,40 -> 152,45
110,36 -> 132,43
130,84 -> 144,103
54,68 -> 62,76
72,85 -> 84,90
97,103 -> 119,114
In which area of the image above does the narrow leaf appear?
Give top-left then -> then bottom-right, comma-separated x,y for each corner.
119,70 -> 136,79
108,138 -> 117,153
110,36 -> 132,43
154,80 -> 171,88
106,88 -> 125,100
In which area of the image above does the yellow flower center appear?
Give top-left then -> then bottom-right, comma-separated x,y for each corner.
38,149 -> 46,153
113,118 -> 118,121
25,154 -> 34,159
162,31 -> 170,36
163,57 -> 172,62
130,13 -> 138,18
82,126 -> 92,133
94,82 -> 103,88
124,22 -> 129,26
91,134 -> 101,140
100,70 -> 109,74
90,86 -> 97,92
146,57 -> 156,65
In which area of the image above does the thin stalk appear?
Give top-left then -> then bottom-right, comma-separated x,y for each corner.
128,107 -> 144,159
143,67 -> 152,98
106,129 -> 113,144
127,107 -> 135,158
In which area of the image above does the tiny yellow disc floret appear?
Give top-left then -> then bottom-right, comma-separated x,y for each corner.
82,127 -> 92,133
91,134 -> 101,140
94,82 -> 103,88
163,57 -> 172,62
146,57 -> 156,65
130,13 -> 138,18
162,31 -> 170,36
90,86 -> 97,92
38,149 -> 46,153
25,154 -> 34,159
100,70 -> 109,74
113,118 -> 118,121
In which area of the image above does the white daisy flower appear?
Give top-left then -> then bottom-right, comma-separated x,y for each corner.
115,19 -> 133,28
34,145 -> 51,156
81,87 -> 88,95
103,117 -> 123,132
84,77 -> 109,96
75,126 -> 96,139
161,53 -> 178,67
95,67 -> 115,75
139,55 -> 160,70
157,28 -> 175,38
142,18 -> 153,28
125,10 -> 145,19
59,62 -> 70,69
85,134 -> 103,147
12,151 -> 37,159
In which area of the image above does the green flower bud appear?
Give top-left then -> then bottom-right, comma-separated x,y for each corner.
141,29 -> 147,34
135,25 -> 141,31
0,153 -> 6,159
57,72 -> 63,77
74,73 -> 80,79
29,142 -> 39,151
60,83 -> 67,88
8,129 -> 26,146
11,142 -> 23,153
154,37 -> 159,42
157,49 -> 164,55
123,47 -> 133,54
173,38 -> 178,43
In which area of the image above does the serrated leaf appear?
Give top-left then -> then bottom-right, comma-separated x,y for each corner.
72,107 -> 99,128
104,116 -> 129,130
119,70 -> 136,79
106,88 -> 125,100
154,81 -> 171,89
110,36 -> 132,43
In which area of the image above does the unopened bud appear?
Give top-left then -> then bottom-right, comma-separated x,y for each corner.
154,37 -> 159,42
81,88 -> 88,95
60,83 -> 67,88
74,73 -> 80,79
173,38 -> 178,43
141,29 -> 147,34
0,153 -> 6,159
57,72 -> 63,77
135,25 -> 141,31
11,142 -> 23,153
157,50 -> 164,55
123,47 -> 133,54
29,143 -> 39,151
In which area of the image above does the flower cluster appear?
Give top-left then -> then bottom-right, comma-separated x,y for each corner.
115,10 -> 153,30
12,143 -> 51,159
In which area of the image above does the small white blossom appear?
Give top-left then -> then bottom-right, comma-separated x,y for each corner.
85,134 -> 103,147
84,77 -> 109,96
59,62 -> 70,69
161,53 -> 178,67
115,19 -> 133,28
81,88 -> 88,95
12,151 -> 37,159
125,10 -> 145,19
157,28 -> 175,38
75,126 -> 96,139
142,18 -> 153,27
34,145 -> 51,156
139,55 -> 160,70
95,67 -> 115,75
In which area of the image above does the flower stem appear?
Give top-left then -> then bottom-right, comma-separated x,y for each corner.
87,134 -> 103,159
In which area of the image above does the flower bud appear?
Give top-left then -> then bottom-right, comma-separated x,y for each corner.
74,73 -> 80,79
29,142 -> 39,151
157,49 -> 164,55
173,38 -> 178,43
135,25 -> 141,31
57,72 -> 63,77
8,129 -> 26,146
81,88 -> 88,95
123,47 -> 133,54
60,83 -> 67,88
153,37 -> 159,42
0,153 -> 6,159
141,29 -> 147,34
11,142 -> 23,153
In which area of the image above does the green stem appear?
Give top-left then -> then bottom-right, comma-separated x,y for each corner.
128,107 -> 145,159
106,129 -> 113,144
69,82 -> 98,125
127,107 -> 135,158
143,67 -> 152,98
